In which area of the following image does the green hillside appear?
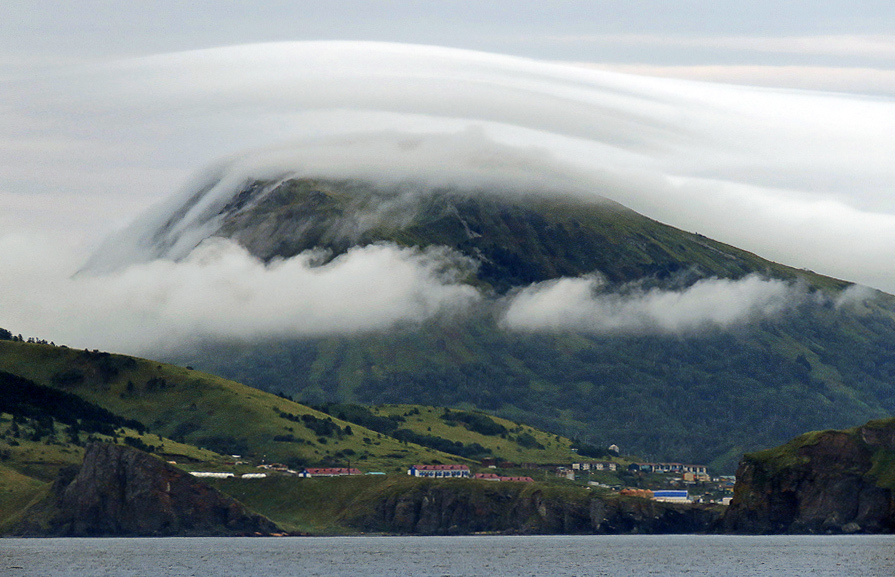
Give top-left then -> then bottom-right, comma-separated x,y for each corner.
0,340 -> 473,473
160,178 -> 895,473
313,403 -> 589,464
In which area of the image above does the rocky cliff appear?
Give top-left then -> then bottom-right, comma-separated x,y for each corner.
351,481 -> 720,535
723,418 -> 895,534
44,443 -> 281,536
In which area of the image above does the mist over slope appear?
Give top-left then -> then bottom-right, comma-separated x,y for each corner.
89,167 -> 895,472
9,42 -> 895,471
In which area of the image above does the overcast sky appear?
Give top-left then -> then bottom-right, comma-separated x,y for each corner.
2,2 -> 895,350
4,2 -> 895,76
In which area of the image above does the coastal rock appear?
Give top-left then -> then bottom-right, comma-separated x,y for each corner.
723,419 -> 895,534
51,442 -> 280,536
353,481 -> 720,535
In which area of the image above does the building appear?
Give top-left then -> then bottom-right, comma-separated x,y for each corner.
474,473 -> 501,481
652,490 -> 690,503
555,467 -> 575,480
408,464 -> 471,478
473,473 -> 534,482
189,471 -> 235,479
572,461 -> 618,472
627,462 -> 708,477
299,467 -> 362,477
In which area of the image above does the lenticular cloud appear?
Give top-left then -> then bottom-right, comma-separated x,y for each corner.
5,41 -> 895,349
18,41 -> 889,291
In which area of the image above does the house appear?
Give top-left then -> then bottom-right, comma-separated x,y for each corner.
556,467 -> 575,480
474,472 -> 502,481
627,462 -> 708,477
473,473 -> 534,482
408,464 -> 471,478
299,467 -> 362,477
572,461 -> 617,472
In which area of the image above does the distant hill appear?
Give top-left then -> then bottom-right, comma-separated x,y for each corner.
88,176 -> 895,472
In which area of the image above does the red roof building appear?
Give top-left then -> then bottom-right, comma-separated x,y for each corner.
474,473 -> 502,481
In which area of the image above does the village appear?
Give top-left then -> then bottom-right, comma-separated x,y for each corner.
189,452 -> 734,506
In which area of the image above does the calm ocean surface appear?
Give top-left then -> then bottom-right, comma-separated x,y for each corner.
2,535 -> 894,576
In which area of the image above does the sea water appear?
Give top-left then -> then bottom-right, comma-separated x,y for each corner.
2,535 -> 894,576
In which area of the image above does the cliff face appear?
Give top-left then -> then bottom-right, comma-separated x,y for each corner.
351,482 -> 720,535
49,443 -> 280,536
723,420 -> 895,534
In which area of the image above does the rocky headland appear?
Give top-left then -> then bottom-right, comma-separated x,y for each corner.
15,442 -> 281,536
723,418 -> 895,534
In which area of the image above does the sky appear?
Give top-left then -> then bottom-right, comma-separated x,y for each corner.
2,2 -> 895,352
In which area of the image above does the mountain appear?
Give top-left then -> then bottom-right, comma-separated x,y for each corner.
89,175 -> 895,472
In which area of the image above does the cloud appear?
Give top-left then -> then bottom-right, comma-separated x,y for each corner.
4,39 -> 895,324
500,274 -> 804,334
567,63 -> 895,95
835,284 -> 879,309
82,128 -> 622,272
0,234 -> 479,354
548,34 -> 895,60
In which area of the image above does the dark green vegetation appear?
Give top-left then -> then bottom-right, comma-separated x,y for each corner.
724,417 -> 895,533
1,370 -> 145,437
163,178 -> 895,472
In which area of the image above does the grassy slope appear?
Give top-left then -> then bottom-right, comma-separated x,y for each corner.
0,341 -> 467,473
0,463 -> 49,533
368,404 -> 580,464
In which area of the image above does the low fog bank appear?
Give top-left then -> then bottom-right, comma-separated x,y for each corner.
0,234 -> 479,355
500,274 -> 810,334
3,229 -> 873,356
